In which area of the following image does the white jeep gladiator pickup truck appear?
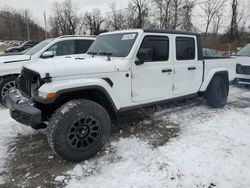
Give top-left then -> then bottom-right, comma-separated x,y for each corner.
0,35 -> 95,104
5,29 -> 236,162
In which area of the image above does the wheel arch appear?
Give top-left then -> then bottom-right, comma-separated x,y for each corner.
200,70 -> 229,92
0,74 -> 19,83
36,85 -> 119,126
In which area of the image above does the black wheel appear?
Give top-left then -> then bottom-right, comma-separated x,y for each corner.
0,76 -> 17,105
205,76 -> 229,108
47,99 -> 111,162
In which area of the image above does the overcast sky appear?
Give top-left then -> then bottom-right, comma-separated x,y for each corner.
0,0 -> 249,33
0,0 -> 130,25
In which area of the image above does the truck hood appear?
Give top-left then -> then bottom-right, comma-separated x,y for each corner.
0,54 -> 31,64
24,56 -> 119,78
235,56 -> 250,66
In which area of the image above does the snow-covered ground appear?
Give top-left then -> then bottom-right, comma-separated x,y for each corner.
0,106 -> 33,184
0,86 -> 250,187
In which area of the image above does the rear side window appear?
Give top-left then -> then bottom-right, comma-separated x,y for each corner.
46,40 -> 75,56
176,37 -> 195,60
76,39 -> 94,54
140,36 -> 169,62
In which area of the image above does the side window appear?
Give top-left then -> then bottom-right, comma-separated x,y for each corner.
46,40 -> 75,56
139,36 -> 169,62
76,40 -> 94,54
176,37 -> 195,60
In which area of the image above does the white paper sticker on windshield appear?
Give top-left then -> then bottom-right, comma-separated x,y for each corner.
122,34 -> 136,40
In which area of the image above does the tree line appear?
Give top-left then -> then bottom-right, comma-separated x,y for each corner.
0,0 -> 249,45
50,0 -> 249,42
0,8 -> 45,41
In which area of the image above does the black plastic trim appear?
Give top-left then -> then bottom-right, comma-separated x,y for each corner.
119,93 -> 198,112
143,29 -> 201,36
102,78 -> 113,87
205,71 -> 229,91
5,91 -> 42,128
4,58 -> 31,64
33,85 -> 118,112
196,35 -> 203,60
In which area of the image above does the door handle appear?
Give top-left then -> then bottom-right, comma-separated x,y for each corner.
188,67 -> 196,70
162,68 -> 172,73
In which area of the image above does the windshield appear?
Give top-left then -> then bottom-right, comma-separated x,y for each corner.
87,32 -> 138,57
236,44 -> 250,57
25,38 -> 54,56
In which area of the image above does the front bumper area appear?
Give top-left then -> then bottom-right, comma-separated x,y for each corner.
4,90 -> 42,128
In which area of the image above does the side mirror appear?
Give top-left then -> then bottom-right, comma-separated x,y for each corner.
41,51 -> 54,59
136,48 -> 153,65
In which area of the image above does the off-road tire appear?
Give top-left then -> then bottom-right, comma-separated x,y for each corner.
205,76 -> 228,108
47,99 -> 111,162
0,76 -> 17,105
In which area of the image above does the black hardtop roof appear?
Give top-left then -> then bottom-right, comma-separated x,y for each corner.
143,29 -> 200,36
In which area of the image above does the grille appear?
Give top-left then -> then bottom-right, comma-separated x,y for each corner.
19,69 -> 41,96
237,65 -> 250,75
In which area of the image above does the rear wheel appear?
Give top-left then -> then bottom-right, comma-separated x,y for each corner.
205,76 -> 228,108
47,99 -> 111,162
0,76 -> 17,105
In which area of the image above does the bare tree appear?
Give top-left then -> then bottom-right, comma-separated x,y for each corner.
131,0 -> 149,28
229,0 -> 238,40
126,2 -> 138,28
83,9 -> 105,35
180,0 -> 196,31
200,0 -> 226,38
212,11 -> 223,36
227,0 -> 249,40
153,0 -> 193,30
0,7 -> 45,41
105,3 -> 127,30
152,0 -> 172,29
49,0 -> 80,36
171,0 -> 185,29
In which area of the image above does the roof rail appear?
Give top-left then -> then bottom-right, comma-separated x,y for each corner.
58,35 -> 97,39
143,28 -> 200,36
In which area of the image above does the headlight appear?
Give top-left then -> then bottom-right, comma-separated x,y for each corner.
38,91 -> 57,100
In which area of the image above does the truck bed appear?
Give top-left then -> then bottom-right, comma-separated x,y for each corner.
204,57 -> 236,82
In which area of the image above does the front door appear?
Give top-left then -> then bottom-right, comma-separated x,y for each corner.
132,35 -> 173,102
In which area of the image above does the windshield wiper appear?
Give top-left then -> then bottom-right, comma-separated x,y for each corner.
87,51 -> 97,57
99,52 -> 112,61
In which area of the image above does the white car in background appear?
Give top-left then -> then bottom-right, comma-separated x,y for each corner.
0,35 -> 96,104
235,44 -> 250,86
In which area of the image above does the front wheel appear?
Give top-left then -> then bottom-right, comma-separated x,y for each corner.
47,99 -> 111,162
0,76 -> 17,105
205,76 -> 229,108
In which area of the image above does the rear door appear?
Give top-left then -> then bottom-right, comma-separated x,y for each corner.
131,34 -> 173,102
172,35 -> 203,95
